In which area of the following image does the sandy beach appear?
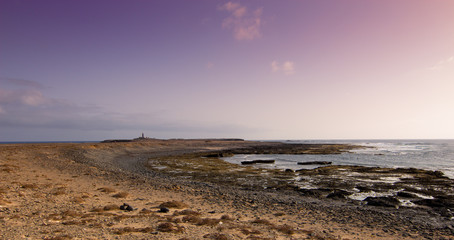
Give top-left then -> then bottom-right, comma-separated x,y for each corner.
1,139 -> 453,239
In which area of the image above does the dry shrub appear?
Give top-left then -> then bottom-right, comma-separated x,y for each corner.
90,205 -> 118,213
197,218 -> 221,226
203,233 -> 230,240
251,218 -> 274,226
43,235 -> 73,240
0,197 -> 11,205
52,187 -> 66,195
140,208 -> 154,214
113,226 -> 153,235
21,183 -> 38,189
156,222 -> 182,233
246,236 -> 272,240
274,224 -> 295,235
220,214 -> 233,221
166,216 -> 182,223
173,209 -> 201,216
112,192 -> 129,198
98,187 -> 116,193
103,204 -> 119,211
182,215 -> 202,224
159,200 -> 188,209
61,210 -> 81,218
72,196 -> 85,203
273,212 -> 285,217
240,227 -> 262,235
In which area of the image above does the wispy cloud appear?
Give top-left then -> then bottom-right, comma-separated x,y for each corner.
271,60 -> 295,75
220,2 -> 263,41
429,56 -> 454,70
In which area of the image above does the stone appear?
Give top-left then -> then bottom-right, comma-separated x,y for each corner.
241,160 -> 275,165
158,207 -> 170,213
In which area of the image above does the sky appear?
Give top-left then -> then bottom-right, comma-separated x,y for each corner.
1,0 -> 454,141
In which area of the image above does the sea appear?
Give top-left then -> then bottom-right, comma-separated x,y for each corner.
223,139 -> 454,179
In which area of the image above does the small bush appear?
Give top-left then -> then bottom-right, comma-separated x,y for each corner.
113,227 -> 153,235
182,215 -> 202,224
157,222 -> 181,232
274,224 -> 295,235
159,200 -> 188,209
98,187 -> 116,193
251,218 -> 273,226
203,233 -> 229,240
220,214 -> 233,221
197,218 -> 220,226
173,209 -> 201,216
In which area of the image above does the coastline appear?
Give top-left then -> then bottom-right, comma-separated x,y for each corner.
1,140 -> 453,239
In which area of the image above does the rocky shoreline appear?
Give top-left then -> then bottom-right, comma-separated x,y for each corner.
1,139 -> 453,239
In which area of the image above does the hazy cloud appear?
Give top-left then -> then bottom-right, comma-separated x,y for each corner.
429,56 -> 454,70
0,78 -> 256,141
206,62 -> 214,69
220,2 -> 263,41
271,60 -> 295,75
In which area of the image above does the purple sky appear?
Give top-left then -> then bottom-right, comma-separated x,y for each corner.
1,0 -> 454,141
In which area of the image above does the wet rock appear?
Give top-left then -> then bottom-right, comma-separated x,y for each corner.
298,188 -> 331,198
241,160 -> 275,165
298,161 -> 332,165
204,153 -> 229,158
327,190 -> 351,200
397,191 -> 419,198
413,196 -> 454,209
364,196 -> 400,208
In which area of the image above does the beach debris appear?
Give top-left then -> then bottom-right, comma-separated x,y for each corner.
241,160 -> 275,165
298,161 -> 332,165
120,203 -> 134,211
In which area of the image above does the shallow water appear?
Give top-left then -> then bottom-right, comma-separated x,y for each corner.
223,139 -> 454,179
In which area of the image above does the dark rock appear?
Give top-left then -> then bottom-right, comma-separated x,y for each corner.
298,161 -> 332,165
298,188 -> 332,198
285,169 -> 294,173
364,196 -> 400,208
241,160 -> 275,165
397,191 -> 419,198
327,190 -> 351,200
413,196 -> 454,208
158,207 -> 170,213
120,203 -> 134,211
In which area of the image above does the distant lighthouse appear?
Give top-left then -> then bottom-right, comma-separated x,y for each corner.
141,133 -> 145,138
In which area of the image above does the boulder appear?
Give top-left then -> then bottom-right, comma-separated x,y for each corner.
297,161 -> 332,165
241,160 -> 275,165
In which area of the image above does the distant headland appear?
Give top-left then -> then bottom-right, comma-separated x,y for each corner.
101,133 -> 244,143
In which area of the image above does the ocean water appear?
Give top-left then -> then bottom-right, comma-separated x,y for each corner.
223,139 -> 454,179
